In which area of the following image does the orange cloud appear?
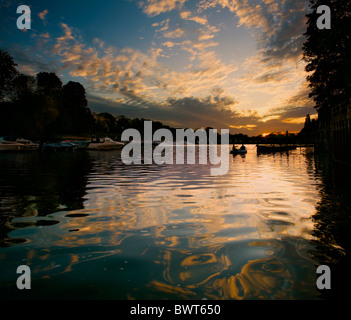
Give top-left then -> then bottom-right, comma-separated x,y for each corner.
38,9 -> 48,20
142,0 -> 186,17
163,27 -> 185,38
180,10 -> 208,25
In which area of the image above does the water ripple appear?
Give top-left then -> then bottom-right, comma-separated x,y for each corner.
0,148 -> 337,299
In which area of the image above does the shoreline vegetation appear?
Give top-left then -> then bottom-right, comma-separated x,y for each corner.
0,49 -> 315,146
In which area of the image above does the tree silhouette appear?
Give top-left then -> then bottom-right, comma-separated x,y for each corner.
63,81 -> 94,134
303,0 -> 351,121
36,72 -> 63,95
0,50 -> 179,140
10,74 -> 36,101
0,49 -> 19,102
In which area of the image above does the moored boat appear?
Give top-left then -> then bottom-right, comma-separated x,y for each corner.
40,141 -> 78,152
70,140 -> 91,149
0,137 -> 38,151
87,137 -> 124,150
16,138 -> 39,151
0,139 -> 23,151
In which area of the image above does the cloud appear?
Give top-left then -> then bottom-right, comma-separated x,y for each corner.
276,92 -> 316,118
50,23 -> 182,104
199,0 -> 309,64
8,3 -> 312,136
164,94 -> 239,128
282,117 -> 306,124
38,9 -> 48,20
54,22 -> 75,48
5,44 -> 56,76
86,70 -> 312,135
230,124 -> 257,130
46,23 -> 236,102
258,115 -> 280,123
88,89 -> 261,132
17,64 -> 36,76
180,10 -> 208,25
177,7 -> 221,43
198,33 -> 215,41
240,85 -> 316,133
254,68 -> 290,84
142,0 -> 187,17
162,41 -> 180,48
190,0 -> 310,119
163,27 -> 185,38
153,18 -> 170,34
262,85 -> 316,127
39,32 -> 50,39
151,44 -> 237,97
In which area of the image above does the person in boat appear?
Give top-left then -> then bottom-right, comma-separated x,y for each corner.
240,144 -> 246,151
232,145 -> 238,152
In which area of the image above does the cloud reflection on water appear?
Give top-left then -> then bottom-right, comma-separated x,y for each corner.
0,148 -> 340,299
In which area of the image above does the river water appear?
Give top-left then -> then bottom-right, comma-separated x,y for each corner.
0,146 -> 350,299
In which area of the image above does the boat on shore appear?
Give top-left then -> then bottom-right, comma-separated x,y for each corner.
256,144 -> 297,153
87,137 -> 124,150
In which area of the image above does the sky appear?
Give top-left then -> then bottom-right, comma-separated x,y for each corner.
0,0 -> 318,135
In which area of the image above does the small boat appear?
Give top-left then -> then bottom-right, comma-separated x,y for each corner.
40,141 -> 78,152
230,145 -> 247,155
87,137 -> 124,150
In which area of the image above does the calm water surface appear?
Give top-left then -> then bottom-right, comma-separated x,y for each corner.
1,146 -> 350,299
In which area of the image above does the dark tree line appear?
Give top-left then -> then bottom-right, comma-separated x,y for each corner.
0,50 -> 224,142
0,50 -> 94,139
0,50 -> 183,141
94,113 -> 174,140
303,0 -> 351,121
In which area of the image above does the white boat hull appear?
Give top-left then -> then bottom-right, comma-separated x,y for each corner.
87,143 -> 124,150
0,144 -> 23,151
0,138 -> 39,151
16,139 -> 39,151
87,137 -> 124,150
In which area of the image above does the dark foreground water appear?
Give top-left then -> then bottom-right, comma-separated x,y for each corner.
0,146 -> 350,300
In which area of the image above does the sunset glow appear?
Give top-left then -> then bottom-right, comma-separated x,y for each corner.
0,0 -> 318,135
